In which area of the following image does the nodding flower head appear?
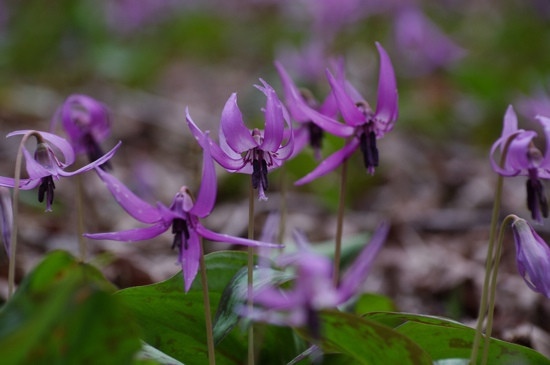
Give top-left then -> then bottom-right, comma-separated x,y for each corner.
53,94 -> 112,170
490,105 -> 550,223
0,130 -> 120,211
510,216 -> 550,298
186,79 -> 294,201
85,134 -> 282,292
293,42 -> 398,185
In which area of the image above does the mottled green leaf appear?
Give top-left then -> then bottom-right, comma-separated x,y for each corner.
365,312 -> 550,364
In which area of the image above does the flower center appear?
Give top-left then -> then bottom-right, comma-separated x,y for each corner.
527,169 -> 548,222
171,218 -> 190,250
38,176 -> 55,212
359,128 -> 379,175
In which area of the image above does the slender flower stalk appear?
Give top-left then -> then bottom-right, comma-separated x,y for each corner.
0,187 -> 13,258
199,236 -> 216,365
333,157 -> 348,286
247,178 -> 255,365
471,107 -> 523,364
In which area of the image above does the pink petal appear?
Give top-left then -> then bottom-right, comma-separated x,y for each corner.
22,147 -> 53,179
258,80 -> 285,152
326,70 -> 366,127
338,222 -> 389,303
220,93 -> 257,153
196,223 -> 282,248
190,134 -> 217,218
186,108 -> 245,170
535,114 -> 550,166
7,130 -> 76,167
93,164 -> 162,224
180,229 -> 201,293
374,42 -> 399,128
275,61 -> 311,122
0,176 -> 40,190
84,222 -> 169,242
294,138 -> 360,186
58,141 -> 121,177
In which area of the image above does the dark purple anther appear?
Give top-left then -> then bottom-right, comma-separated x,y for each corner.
527,172 -> 549,222
38,176 -> 55,211
171,218 -> 190,250
359,130 -> 379,174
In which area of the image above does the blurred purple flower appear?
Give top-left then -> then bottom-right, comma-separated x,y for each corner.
186,79 -> 294,201
517,86 -> 550,120
52,94 -> 112,170
510,216 -> 550,298
394,7 -> 465,74
246,223 -> 389,336
275,59 -> 341,160
490,105 -> 550,223
0,187 -> 12,257
85,135 -> 282,292
0,130 -> 120,211
294,42 -> 398,185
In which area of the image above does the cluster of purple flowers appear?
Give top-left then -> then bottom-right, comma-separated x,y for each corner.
0,43 -> 398,333
491,105 -> 550,298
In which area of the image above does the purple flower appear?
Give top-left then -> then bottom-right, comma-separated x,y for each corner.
84,135 -> 282,292
294,42 -> 398,185
0,130 -> 120,211
186,79 -> 294,201
490,105 -> 550,223
510,216 -> 550,298
275,59 -> 341,160
247,223 -> 389,336
52,94 -> 112,170
394,7 -> 465,74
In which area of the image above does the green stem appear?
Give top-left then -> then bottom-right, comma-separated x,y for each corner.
247,178 -> 255,365
278,166 -> 287,246
470,133 -> 517,364
75,174 -> 86,262
199,237 -> 216,365
8,131 -> 42,298
481,215 -> 516,365
333,157 -> 348,286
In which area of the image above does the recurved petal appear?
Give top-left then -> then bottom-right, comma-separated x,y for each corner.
190,134 -> 217,218
221,93 -> 257,153
92,165 -> 162,224
374,42 -> 399,127
0,176 -> 40,190
83,222 -> 169,242
186,108 -> 245,170
195,223 -> 282,248
501,105 -> 519,141
258,80 -> 285,152
58,141 -> 121,177
22,147 -> 54,179
180,229 -> 202,293
338,222 -> 389,303
326,70 -> 365,127
8,130 -> 76,167
489,132 -> 525,176
294,138 -> 360,186
535,114 -> 550,167
296,102 -> 355,137
506,131 -> 537,171
275,61 -> 311,122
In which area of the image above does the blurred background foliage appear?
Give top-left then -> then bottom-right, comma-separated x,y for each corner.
1,0 -> 550,209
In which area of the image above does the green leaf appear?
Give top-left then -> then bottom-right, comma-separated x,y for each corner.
0,250 -> 141,365
352,293 -> 398,315
309,310 -> 433,364
116,251 -> 251,365
364,312 -> 550,364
